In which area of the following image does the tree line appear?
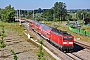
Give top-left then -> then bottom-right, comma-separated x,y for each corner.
34,2 -> 90,21
36,2 -> 68,21
0,5 -> 33,22
76,10 -> 90,20
35,2 -> 75,21
0,2 -> 90,22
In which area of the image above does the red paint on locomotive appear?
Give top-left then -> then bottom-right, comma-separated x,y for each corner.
28,20 -> 74,52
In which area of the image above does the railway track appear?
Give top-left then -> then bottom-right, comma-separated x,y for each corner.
75,41 -> 90,50
66,53 -> 85,60
45,40 -> 84,60
23,22 -> 86,60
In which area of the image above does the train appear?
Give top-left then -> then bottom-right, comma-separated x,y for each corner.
28,20 -> 74,52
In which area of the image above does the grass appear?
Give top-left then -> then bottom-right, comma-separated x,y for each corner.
81,26 -> 90,32
0,21 -> 26,35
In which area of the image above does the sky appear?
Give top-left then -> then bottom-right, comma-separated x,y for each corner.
0,0 -> 90,10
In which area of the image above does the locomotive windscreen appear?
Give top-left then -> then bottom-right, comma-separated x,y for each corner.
63,37 -> 73,40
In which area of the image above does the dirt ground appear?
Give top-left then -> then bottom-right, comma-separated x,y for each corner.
0,26 -> 54,60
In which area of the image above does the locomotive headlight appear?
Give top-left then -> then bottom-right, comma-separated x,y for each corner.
63,42 -> 67,44
69,42 -> 73,44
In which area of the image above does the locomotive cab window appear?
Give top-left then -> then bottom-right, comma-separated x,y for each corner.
63,37 -> 73,40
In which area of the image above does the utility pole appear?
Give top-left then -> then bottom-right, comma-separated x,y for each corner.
81,13 -> 84,20
33,10 -> 34,19
19,9 -> 21,25
83,13 -> 84,20
19,9 -> 20,20
53,9 -> 55,22
17,10 -> 18,19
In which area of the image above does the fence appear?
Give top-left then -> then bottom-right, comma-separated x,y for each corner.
69,26 -> 90,37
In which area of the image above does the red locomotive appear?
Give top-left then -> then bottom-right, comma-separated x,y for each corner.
28,20 -> 74,52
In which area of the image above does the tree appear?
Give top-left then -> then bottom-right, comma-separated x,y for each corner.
83,10 -> 87,19
66,14 -> 72,20
0,4 -> 15,22
0,8 -> 1,19
76,10 -> 82,20
26,12 -> 32,19
23,10 -> 27,17
53,2 -> 67,21
42,9 -> 53,21
38,8 -> 42,13
87,12 -> 90,18
53,2 -> 59,20
77,10 -> 89,20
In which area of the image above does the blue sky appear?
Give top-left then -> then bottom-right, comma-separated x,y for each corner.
0,0 -> 90,10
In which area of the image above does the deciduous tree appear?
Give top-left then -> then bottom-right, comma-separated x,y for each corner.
53,2 -> 67,21
0,4 -> 15,22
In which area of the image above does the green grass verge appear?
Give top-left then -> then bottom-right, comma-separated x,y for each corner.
0,21 -> 26,35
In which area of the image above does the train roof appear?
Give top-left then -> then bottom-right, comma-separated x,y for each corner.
40,24 -> 71,36
52,28 -> 72,36
41,24 -> 52,30
35,22 -> 41,25
29,21 -> 72,36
